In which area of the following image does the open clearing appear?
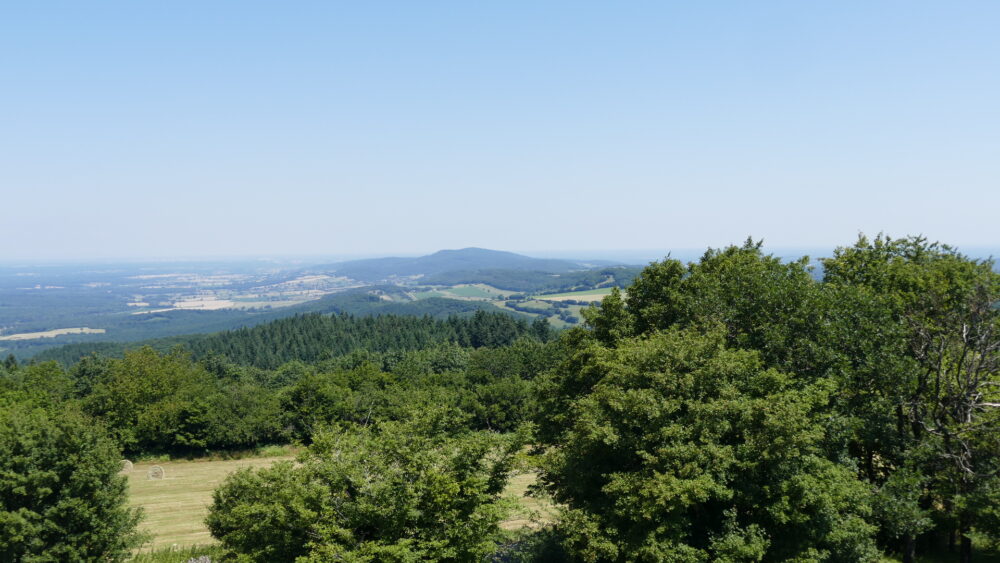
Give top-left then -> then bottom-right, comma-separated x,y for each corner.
501,471 -> 558,530
0,327 -> 105,341
411,284 -> 512,301
171,298 -> 237,310
445,285 -> 496,299
127,455 -> 554,551
411,289 -> 451,299
131,298 -> 237,315
127,457 -> 293,550
536,287 -> 615,301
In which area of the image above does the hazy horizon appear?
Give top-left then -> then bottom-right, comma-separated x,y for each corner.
2,3 -> 998,260
3,243 -> 999,268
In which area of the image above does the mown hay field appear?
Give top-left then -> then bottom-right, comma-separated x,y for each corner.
127,457 -> 554,551
127,457 -> 293,550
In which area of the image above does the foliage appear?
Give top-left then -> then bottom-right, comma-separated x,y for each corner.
206,408 -> 524,562
81,347 -> 284,455
0,405 -> 144,561
822,235 -> 1000,562
278,337 -> 560,441
4,312 -> 560,458
551,234 -> 1000,561
537,327 -> 878,562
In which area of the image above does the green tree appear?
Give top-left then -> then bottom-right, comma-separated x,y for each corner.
0,405 -> 144,561
531,316 -> 555,342
822,234 -> 1000,562
536,327 -> 878,562
82,347 -> 217,453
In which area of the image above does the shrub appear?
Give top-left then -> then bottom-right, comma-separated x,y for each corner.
207,408 -> 523,562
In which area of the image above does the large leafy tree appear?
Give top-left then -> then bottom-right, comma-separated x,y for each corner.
537,327 -> 877,562
822,235 -> 1000,562
592,240 -> 824,375
0,405 -> 144,561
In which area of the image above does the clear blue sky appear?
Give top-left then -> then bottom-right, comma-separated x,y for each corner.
1,2 -> 997,260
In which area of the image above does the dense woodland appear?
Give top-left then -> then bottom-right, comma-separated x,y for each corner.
32,305 -> 536,366
2,235 -> 999,562
25,293 -> 513,364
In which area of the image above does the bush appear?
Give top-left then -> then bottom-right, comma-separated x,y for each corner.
207,408 -> 524,562
0,405 -> 144,561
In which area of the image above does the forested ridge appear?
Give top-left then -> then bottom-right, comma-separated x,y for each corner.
3,235 -> 999,562
30,293 -> 517,365
183,311 -> 546,368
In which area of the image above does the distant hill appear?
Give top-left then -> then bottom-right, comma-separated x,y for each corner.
310,248 -> 615,282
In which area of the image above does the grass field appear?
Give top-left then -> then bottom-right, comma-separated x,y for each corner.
0,327 -> 105,341
127,456 -> 555,551
510,299 -> 555,311
411,289 -> 450,299
127,456 -> 293,550
501,472 -> 558,530
536,287 -> 615,301
446,285 -> 495,299
412,284 -> 509,301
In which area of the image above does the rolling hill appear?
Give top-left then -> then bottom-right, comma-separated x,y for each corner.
309,248 -> 617,282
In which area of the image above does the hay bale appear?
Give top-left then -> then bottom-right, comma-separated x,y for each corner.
119,459 -> 133,474
147,465 -> 165,480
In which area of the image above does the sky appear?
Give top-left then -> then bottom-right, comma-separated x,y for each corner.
1,2 -> 998,260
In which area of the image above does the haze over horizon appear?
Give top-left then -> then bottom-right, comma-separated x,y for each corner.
2,3 -> 998,260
